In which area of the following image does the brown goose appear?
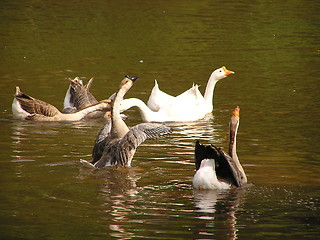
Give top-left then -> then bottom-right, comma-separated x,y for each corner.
193,107 -> 247,190
80,75 -> 172,168
63,77 -> 98,113
12,86 -> 111,121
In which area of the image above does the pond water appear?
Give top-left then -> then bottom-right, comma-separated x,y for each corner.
0,0 -> 319,239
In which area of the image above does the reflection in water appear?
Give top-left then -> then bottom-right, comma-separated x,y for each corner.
193,188 -> 245,240
80,167 -> 141,239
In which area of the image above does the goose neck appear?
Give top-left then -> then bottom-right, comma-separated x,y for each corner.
111,87 -> 130,138
121,98 -> 156,122
203,73 -> 219,107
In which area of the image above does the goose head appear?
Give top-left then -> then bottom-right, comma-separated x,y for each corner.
211,66 -> 235,81
230,106 -> 240,139
115,75 -> 140,100
112,75 -> 139,110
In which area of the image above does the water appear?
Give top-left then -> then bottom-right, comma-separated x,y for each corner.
1,0 -> 320,239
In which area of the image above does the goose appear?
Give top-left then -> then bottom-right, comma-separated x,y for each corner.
147,66 -> 234,114
119,97 -> 206,122
12,86 -> 111,121
63,77 -> 98,113
80,75 -> 172,168
193,106 -> 247,190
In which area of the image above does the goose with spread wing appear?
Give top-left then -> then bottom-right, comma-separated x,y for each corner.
80,75 -> 172,168
12,86 -> 111,121
193,107 -> 247,190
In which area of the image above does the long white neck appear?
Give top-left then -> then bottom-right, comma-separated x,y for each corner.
203,73 -> 220,111
111,88 -> 130,138
59,102 -> 109,121
121,98 -> 157,122
229,122 -> 247,184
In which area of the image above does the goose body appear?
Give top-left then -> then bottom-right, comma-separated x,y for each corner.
147,66 -> 234,115
193,159 -> 231,190
63,77 -> 98,113
120,96 -> 209,122
12,86 -> 111,121
193,107 -> 247,190
62,77 -> 109,119
80,75 -> 172,168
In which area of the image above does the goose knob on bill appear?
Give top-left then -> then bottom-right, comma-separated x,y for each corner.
193,107 -> 247,190
80,75 -> 172,168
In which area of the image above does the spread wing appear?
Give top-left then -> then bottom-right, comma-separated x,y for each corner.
195,140 -> 242,187
115,123 -> 172,166
91,119 -> 112,164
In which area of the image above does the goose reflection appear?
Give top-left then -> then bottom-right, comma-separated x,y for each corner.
193,188 -> 245,240
80,167 -> 141,239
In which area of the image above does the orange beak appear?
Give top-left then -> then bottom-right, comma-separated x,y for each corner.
232,106 -> 240,117
222,66 -> 235,76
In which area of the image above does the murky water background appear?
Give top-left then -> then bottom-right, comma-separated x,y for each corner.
1,0 -> 319,239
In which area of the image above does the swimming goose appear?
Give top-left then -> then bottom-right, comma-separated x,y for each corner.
80,75 -> 172,168
63,77 -> 119,119
63,77 -> 98,113
147,66 -> 234,114
119,97 -> 204,122
193,107 -> 247,190
12,86 -> 111,121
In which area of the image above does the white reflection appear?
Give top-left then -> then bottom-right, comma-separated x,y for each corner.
193,188 -> 245,240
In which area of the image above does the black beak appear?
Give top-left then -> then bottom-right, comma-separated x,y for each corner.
125,75 -> 140,82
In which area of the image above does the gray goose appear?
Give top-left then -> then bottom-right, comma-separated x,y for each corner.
12,86 -> 111,121
80,75 -> 172,168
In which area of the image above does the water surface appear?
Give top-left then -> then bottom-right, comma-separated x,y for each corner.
1,0 -> 319,239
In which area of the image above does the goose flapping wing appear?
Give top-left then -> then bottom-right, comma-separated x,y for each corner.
91,119 -> 112,163
114,123 -> 172,166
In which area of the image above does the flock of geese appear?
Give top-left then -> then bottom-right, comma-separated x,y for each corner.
12,66 -> 248,190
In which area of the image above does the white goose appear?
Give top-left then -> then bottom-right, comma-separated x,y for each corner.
193,107 -> 247,190
80,75 -> 172,168
120,96 -> 206,122
147,66 -> 234,113
119,66 -> 234,122
12,86 -> 111,121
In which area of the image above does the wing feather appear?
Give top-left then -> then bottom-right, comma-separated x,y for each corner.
195,140 -> 242,187
16,93 -> 60,117
116,123 -> 172,166
91,119 -> 112,164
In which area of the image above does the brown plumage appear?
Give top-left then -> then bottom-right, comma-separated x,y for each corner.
12,86 -> 111,121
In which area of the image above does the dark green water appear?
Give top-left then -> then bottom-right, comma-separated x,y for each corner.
1,0 -> 319,239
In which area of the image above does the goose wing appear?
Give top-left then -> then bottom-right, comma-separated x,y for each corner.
115,123 -> 172,166
69,78 -> 98,110
15,90 -> 60,117
195,140 -> 242,187
84,78 -> 98,105
91,119 -> 112,164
